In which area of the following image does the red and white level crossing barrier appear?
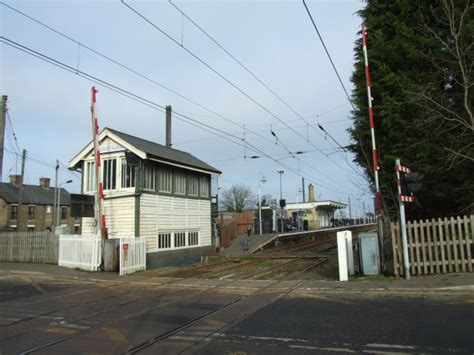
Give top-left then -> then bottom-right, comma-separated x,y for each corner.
396,163 -> 415,203
400,194 -> 415,202
91,86 -> 107,238
362,24 -> 382,215
396,165 -> 412,173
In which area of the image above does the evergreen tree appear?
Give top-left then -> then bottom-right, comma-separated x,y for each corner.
349,0 -> 473,219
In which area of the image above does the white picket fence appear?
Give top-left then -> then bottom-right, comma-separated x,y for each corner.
58,235 -> 102,271
120,237 -> 146,275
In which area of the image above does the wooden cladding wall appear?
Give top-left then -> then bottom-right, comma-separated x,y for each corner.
391,215 -> 473,277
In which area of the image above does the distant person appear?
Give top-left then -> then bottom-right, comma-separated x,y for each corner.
243,226 -> 252,251
303,215 -> 309,231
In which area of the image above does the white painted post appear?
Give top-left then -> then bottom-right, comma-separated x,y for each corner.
337,231 -> 348,281
344,230 -> 354,275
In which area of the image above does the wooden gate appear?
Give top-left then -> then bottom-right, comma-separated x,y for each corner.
391,215 -> 473,277
234,212 -> 254,235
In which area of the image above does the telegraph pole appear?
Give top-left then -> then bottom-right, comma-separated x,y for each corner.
0,95 -> 7,182
348,196 -> 352,224
18,149 -> 26,230
53,159 -> 59,230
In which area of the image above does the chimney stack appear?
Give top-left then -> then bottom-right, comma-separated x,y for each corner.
166,105 -> 172,148
9,174 -> 22,187
39,177 -> 50,189
308,183 -> 315,202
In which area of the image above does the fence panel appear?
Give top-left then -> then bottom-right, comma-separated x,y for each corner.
58,235 -> 101,271
0,231 -> 58,264
391,215 -> 473,277
120,237 -> 146,276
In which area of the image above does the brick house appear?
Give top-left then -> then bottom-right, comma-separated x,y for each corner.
0,175 -> 80,233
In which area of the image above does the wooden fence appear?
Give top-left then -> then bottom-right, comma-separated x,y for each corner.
234,212 -> 254,235
391,215 -> 473,277
0,231 -> 58,264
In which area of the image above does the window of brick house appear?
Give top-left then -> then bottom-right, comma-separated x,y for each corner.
28,205 -> 35,220
10,205 -> 18,220
61,206 -> 67,220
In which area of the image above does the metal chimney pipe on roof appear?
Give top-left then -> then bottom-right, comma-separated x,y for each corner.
166,105 -> 172,148
308,183 -> 315,202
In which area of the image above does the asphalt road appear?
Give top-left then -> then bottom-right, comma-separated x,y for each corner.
0,268 -> 473,354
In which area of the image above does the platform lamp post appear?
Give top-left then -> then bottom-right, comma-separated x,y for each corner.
276,169 -> 284,232
56,180 -> 73,228
258,173 -> 267,235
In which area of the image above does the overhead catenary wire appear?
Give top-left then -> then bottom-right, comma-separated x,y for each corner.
0,35 -> 358,197
302,0 -> 355,112
167,0 -> 365,178
301,0 -> 372,181
0,1 -> 287,156
168,1 -> 343,151
1,2 -> 356,192
121,1 -> 359,171
2,1 -> 365,193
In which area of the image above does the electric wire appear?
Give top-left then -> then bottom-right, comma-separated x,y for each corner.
0,35 -> 356,196
123,0 -> 368,184
302,0 -> 355,112
0,2 -> 285,154
2,1 -> 362,191
121,1 -> 341,161
167,0 -> 364,177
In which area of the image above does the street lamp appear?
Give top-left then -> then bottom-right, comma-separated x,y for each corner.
56,179 -> 73,227
276,169 -> 284,232
258,173 -> 267,235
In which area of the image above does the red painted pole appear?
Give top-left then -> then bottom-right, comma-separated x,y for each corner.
362,24 -> 382,216
91,86 -> 107,239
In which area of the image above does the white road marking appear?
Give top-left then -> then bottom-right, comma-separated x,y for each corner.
365,343 -> 415,350
248,335 -> 307,343
290,345 -> 356,352
362,350 -> 409,355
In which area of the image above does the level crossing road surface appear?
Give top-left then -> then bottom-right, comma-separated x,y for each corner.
0,264 -> 473,354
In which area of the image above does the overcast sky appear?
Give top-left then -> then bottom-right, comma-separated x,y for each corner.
1,0 -> 372,217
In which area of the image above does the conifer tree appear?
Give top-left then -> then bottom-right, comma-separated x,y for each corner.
349,0 -> 473,219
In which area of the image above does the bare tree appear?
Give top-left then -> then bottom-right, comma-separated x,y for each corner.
408,0 -> 473,164
221,184 -> 255,213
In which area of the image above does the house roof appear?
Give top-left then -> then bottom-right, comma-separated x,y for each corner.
69,128 -> 221,175
0,183 -> 71,205
286,200 -> 346,210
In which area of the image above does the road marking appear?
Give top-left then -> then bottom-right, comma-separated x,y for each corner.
47,327 -> 79,335
50,321 -> 90,330
248,335 -> 307,343
290,344 -> 356,352
20,276 -> 47,295
362,350 -> 409,354
103,327 -> 131,345
365,343 -> 415,350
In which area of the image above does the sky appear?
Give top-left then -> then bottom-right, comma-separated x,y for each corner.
0,0 -> 373,217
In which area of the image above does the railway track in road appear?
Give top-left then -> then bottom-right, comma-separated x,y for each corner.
15,255 -> 332,354
126,257 -> 331,354
16,272 -> 303,354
